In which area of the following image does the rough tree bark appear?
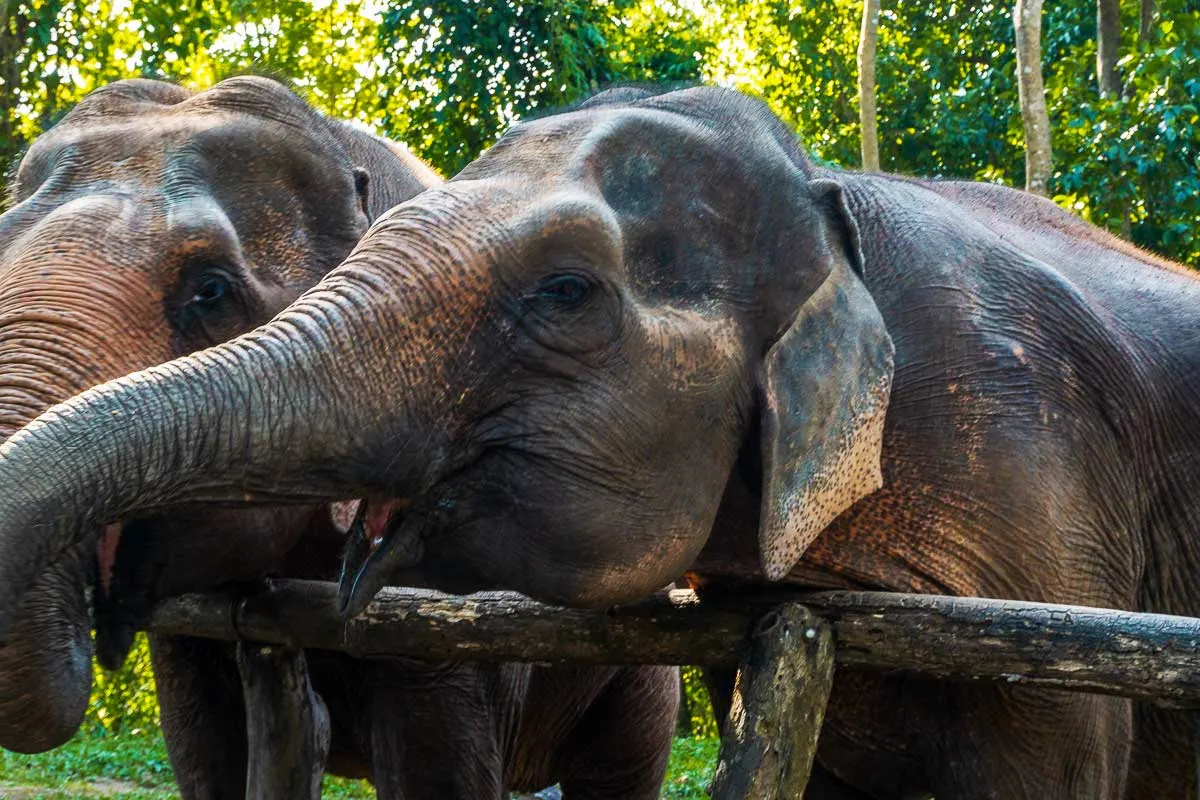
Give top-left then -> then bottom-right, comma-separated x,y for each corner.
857,0 -> 882,171
1097,0 -> 1122,97
710,605 -> 835,799
1139,0 -> 1157,44
1014,0 -> 1053,195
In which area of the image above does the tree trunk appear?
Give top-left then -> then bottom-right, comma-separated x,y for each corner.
1139,0 -> 1156,44
676,675 -> 692,734
0,0 -> 23,186
710,605 -> 835,799
1097,0 -> 1122,97
857,0 -> 882,171
1014,0 -> 1052,196
238,643 -> 329,800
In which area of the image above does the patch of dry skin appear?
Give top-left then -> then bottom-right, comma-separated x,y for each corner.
641,308 -> 743,394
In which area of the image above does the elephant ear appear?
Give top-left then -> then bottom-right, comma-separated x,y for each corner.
757,178 -> 894,580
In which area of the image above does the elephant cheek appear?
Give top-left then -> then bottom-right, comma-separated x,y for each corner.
0,543 -> 92,753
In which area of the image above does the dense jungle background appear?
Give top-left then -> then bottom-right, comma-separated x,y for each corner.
0,0 -> 1198,796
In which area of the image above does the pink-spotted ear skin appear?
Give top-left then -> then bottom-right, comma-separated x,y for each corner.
759,361 -> 892,580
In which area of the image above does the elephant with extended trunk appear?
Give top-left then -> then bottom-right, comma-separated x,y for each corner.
1,84 -> 1197,798
0,77 -> 678,799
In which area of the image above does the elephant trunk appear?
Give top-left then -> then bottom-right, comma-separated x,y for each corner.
0,543 -> 91,751
0,326 -> 342,749
0,200 -> 478,748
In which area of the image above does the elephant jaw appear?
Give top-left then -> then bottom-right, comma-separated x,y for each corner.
335,495 -> 420,618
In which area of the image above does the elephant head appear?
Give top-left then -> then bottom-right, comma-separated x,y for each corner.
0,87 -> 892,743
0,75 -> 437,752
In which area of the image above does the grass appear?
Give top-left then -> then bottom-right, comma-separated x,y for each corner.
0,729 -> 719,799
660,736 -> 720,799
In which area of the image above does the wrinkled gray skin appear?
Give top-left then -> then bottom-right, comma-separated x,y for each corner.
0,77 -> 678,800
2,85 -> 1198,798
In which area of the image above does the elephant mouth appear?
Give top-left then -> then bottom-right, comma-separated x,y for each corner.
336,495 -> 426,616
91,520 -> 153,670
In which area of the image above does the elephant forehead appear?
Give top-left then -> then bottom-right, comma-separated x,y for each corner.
20,110 -> 341,206
567,108 -> 714,173
0,193 -> 161,269
17,116 -> 216,194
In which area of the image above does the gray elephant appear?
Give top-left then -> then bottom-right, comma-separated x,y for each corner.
0,77 -> 677,800
2,84 -> 1196,798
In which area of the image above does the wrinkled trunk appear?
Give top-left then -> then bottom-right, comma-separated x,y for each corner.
0,543 -> 91,751
0,234 -> 468,746
0,316 -> 397,626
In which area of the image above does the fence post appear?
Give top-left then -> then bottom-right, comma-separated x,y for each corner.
237,643 -> 330,800
710,604 -> 835,799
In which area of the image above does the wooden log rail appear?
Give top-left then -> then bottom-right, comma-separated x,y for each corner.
147,579 -> 1200,709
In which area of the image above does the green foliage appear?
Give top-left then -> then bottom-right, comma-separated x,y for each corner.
0,728 -> 175,795
698,0 -> 862,167
88,635 -> 160,735
660,735 -> 720,800
1048,1 -> 1200,262
375,0 -> 706,174
678,666 -> 719,739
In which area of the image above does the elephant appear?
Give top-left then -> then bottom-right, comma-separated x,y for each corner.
1,83 -> 1197,799
0,76 -> 678,799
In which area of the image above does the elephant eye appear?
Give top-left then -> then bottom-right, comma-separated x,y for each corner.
534,273 -> 593,308
189,274 -> 230,307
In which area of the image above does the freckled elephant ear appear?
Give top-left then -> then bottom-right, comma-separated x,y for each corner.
758,179 -> 895,580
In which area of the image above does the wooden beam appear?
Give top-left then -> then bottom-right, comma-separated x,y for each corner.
148,581 -> 754,666
146,581 -> 1200,708
710,605 -> 835,799
237,643 -> 329,800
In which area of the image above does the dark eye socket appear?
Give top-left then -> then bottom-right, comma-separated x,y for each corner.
188,274 -> 231,307
534,273 -> 593,308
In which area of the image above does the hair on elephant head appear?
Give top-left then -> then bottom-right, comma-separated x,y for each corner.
0,75 -> 438,753
0,86 -> 893,678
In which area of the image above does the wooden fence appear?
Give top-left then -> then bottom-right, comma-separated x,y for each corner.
147,580 -> 1200,799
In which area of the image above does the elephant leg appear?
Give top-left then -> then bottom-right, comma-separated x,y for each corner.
555,666 -> 679,800
929,685 -> 1132,800
367,659 -> 508,800
149,634 -> 247,800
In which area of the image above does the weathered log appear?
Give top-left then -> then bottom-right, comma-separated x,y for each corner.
803,592 -> 1200,709
710,605 -> 835,799
237,643 -> 330,800
148,581 -> 753,666
147,581 -> 1200,708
